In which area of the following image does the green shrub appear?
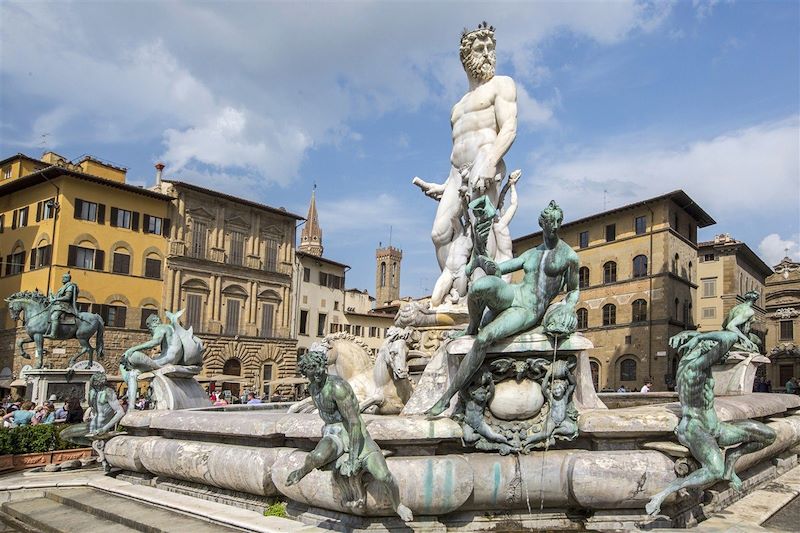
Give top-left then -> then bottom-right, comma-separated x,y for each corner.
264,501 -> 287,518
0,424 -> 84,455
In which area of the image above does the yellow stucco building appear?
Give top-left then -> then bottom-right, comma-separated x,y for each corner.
0,152 -> 171,378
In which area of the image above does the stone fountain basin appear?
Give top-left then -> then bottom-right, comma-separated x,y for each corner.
106,394 -> 800,517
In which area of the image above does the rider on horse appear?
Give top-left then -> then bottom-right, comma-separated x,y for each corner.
44,272 -> 79,339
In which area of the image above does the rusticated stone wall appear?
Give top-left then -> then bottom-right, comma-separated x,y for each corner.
0,326 -> 297,395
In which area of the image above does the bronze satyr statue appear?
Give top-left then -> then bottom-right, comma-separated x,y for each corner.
286,347 -> 413,522
645,329 -> 776,516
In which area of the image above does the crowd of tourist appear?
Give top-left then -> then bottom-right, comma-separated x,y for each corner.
0,395 -> 82,428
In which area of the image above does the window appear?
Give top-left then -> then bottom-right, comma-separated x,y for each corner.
391,263 -> 397,287
688,261 -> 693,282
702,253 -> 715,262
29,245 -> 51,270
632,299 -> 647,322
264,238 -> 279,272
620,359 -> 637,382
702,307 -> 717,319
634,216 -> 647,235
95,304 -> 126,328
143,214 -> 165,235
334,301 -> 340,311
303,267 -> 311,282
68,245 -> 104,271
261,303 -> 275,337
605,224 -> 616,242
144,257 -> 162,278
602,303 -> 616,326
191,220 -> 208,258
603,261 -> 617,284
76,302 -> 91,313
140,308 -> 159,329
228,231 -> 245,265
702,278 -> 717,297
674,298 -> 680,320
5,250 -> 25,276
354,325 -> 362,336
74,199 -> 102,223
625,335 -> 632,344
369,326 -> 379,337
2,166 -> 11,179
319,272 -> 328,286
110,207 -> 132,229
262,363 -> 276,397
0,214 -> 4,233
186,294 -> 203,332
317,313 -> 327,336
672,253 -> 679,274
380,262 -> 386,286
576,308 -> 588,330
12,207 -> 29,229
299,310 -> 309,335
225,299 -> 241,335
579,267 -> 590,289
632,255 -> 648,278
579,231 -> 589,249
112,252 -> 130,274
36,199 -> 55,221
780,320 -> 794,341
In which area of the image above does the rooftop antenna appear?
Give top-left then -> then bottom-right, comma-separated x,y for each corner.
389,225 -> 393,247
39,133 -> 50,152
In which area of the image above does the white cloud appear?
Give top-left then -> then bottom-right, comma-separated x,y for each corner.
759,233 -> 800,267
0,1 -> 673,187
518,116 -> 800,223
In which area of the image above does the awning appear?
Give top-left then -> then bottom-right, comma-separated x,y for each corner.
196,374 -> 249,384
9,380 -> 26,388
267,377 -> 309,386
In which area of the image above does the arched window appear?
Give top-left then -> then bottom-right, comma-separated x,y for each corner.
579,267 -> 590,289
674,298 -> 680,320
602,303 -> 616,326
380,262 -> 386,287
603,261 -> 617,284
688,261 -> 693,282
590,360 -> 600,391
577,308 -> 588,330
223,358 -> 241,376
632,299 -> 648,322
391,262 -> 397,287
673,253 -> 679,274
632,255 -> 648,278
620,358 -> 637,382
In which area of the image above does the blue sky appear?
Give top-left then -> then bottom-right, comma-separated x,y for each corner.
2,1 -> 798,298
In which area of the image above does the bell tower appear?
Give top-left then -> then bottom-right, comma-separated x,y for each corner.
299,186 -> 323,257
375,244 -> 402,306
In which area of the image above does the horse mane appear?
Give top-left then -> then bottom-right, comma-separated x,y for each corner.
324,332 -> 375,363
7,290 -> 48,305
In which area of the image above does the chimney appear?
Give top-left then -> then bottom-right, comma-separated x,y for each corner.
155,162 -> 165,186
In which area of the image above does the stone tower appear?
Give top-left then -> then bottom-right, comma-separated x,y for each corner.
299,186 -> 323,257
375,245 -> 402,306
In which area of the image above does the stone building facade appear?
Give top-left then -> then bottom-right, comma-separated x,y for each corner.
764,256 -> 800,390
154,178 -> 302,398
512,190 -> 715,392
696,234 -> 771,334
375,245 -> 402,307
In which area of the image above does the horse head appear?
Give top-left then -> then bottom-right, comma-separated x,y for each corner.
5,291 -> 46,323
381,326 -> 412,380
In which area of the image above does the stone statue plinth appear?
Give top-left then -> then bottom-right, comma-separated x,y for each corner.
402,330 -> 605,453
19,362 -> 105,405
146,365 -> 211,410
711,351 -> 770,395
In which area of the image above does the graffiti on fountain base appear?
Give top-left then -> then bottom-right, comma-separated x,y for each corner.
453,354 -> 579,454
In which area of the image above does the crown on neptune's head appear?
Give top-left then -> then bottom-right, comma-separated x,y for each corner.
461,21 -> 495,44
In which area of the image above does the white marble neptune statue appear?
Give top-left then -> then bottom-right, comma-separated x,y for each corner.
413,22 -> 518,291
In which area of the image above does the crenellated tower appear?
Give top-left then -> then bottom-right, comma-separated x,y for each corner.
375,245 -> 402,306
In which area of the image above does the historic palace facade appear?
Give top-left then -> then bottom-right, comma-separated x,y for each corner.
764,256 -> 800,390
513,190 -> 715,392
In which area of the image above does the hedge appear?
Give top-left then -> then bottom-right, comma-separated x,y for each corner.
0,424 -> 84,455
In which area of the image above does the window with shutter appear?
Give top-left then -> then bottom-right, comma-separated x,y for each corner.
131,212 -> 140,231
264,238 -> 279,271
225,299 -> 241,335
144,258 -> 162,278
191,220 -> 208,258
140,308 -> 159,329
36,202 -> 42,222
261,303 -> 275,337
112,253 -> 131,274
97,204 -> 105,224
94,249 -> 105,271
186,294 -> 203,332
